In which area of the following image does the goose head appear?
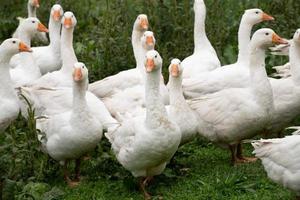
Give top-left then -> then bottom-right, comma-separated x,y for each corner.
243,9 -> 274,25
145,50 -> 162,73
20,17 -> 49,35
141,31 -> 156,50
28,0 -> 39,8
73,62 -> 88,83
1,38 -> 32,55
51,4 -> 64,22
62,11 -> 77,29
169,59 -> 183,78
134,14 -> 149,31
292,29 -> 300,44
251,28 -> 288,49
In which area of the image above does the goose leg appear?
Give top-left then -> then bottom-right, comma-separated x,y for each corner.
229,144 -> 247,165
74,158 -> 81,181
64,160 -> 80,188
236,143 -> 257,163
63,160 -> 71,183
139,177 -> 152,200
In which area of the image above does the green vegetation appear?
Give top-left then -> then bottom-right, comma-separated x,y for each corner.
1,0 -> 299,199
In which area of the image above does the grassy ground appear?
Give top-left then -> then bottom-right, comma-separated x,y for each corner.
58,140 -> 292,200
1,114 -> 293,199
1,0 -> 300,199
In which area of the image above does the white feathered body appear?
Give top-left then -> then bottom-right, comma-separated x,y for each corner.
106,115 -> 181,177
32,45 -> 62,75
37,108 -> 103,161
182,50 -> 221,79
89,68 -> 142,98
10,52 -> 42,87
189,87 -> 272,145
252,135 -> 300,195
0,97 -> 19,132
19,86 -> 118,132
183,65 -> 249,99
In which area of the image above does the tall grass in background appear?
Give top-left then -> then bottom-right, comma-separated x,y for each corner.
1,0 -> 300,80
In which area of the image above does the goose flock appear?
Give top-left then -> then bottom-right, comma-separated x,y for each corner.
2,0 -> 300,199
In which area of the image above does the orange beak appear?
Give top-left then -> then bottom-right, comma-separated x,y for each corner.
73,68 -> 83,81
146,58 -> 155,72
19,42 -> 32,52
146,36 -> 154,46
52,10 -> 61,21
171,64 -> 179,77
140,18 -> 148,30
272,33 -> 288,45
262,13 -> 274,21
64,17 -> 73,29
33,0 -> 40,8
37,22 -> 49,33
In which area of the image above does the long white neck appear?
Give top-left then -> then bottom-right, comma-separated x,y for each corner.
16,28 -> 41,76
0,49 -> 17,98
27,3 -> 36,17
145,68 -> 168,128
237,17 -> 253,64
249,45 -> 273,111
17,28 -> 32,47
61,27 -> 77,73
49,17 -> 61,53
72,79 -> 88,115
140,45 -> 154,79
193,2 -> 212,53
289,41 -> 300,85
132,29 -> 145,74
168,75 -> 187,108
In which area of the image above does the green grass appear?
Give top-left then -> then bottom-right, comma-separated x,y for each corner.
57,140 -> 292,200
1,0 -> 300,199
2,134 -> 293,200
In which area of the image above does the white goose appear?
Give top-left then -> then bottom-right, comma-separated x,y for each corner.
30,11 -> 77,87
106,50 -> 181,199
167,59 -> 199,145
36,62 -> 103,186
271,63 -> 291,78
252,134 -> 300,199
93,31 -> 168,121
183,8 -> 274,98
266,29 -> 300,137
10,18 -> 48,87
188,29 -> 287,164
270,41 -> 291,78
182,0 -> 221,79
0,39 -> 32,132
13,0 -> 48,43
19,65 -> 118,134
32,4 -> 64,75
89,14 -> 149,97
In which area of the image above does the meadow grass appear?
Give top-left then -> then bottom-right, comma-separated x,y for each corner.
1,0 -> 300,199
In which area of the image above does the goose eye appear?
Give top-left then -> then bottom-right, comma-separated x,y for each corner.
255,11 -> 259,14
155,55 -> 158,58
12,41 -> 16,44
32,21 -> 35,23
82,66 -> 85,69
265,33 -> 269,36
